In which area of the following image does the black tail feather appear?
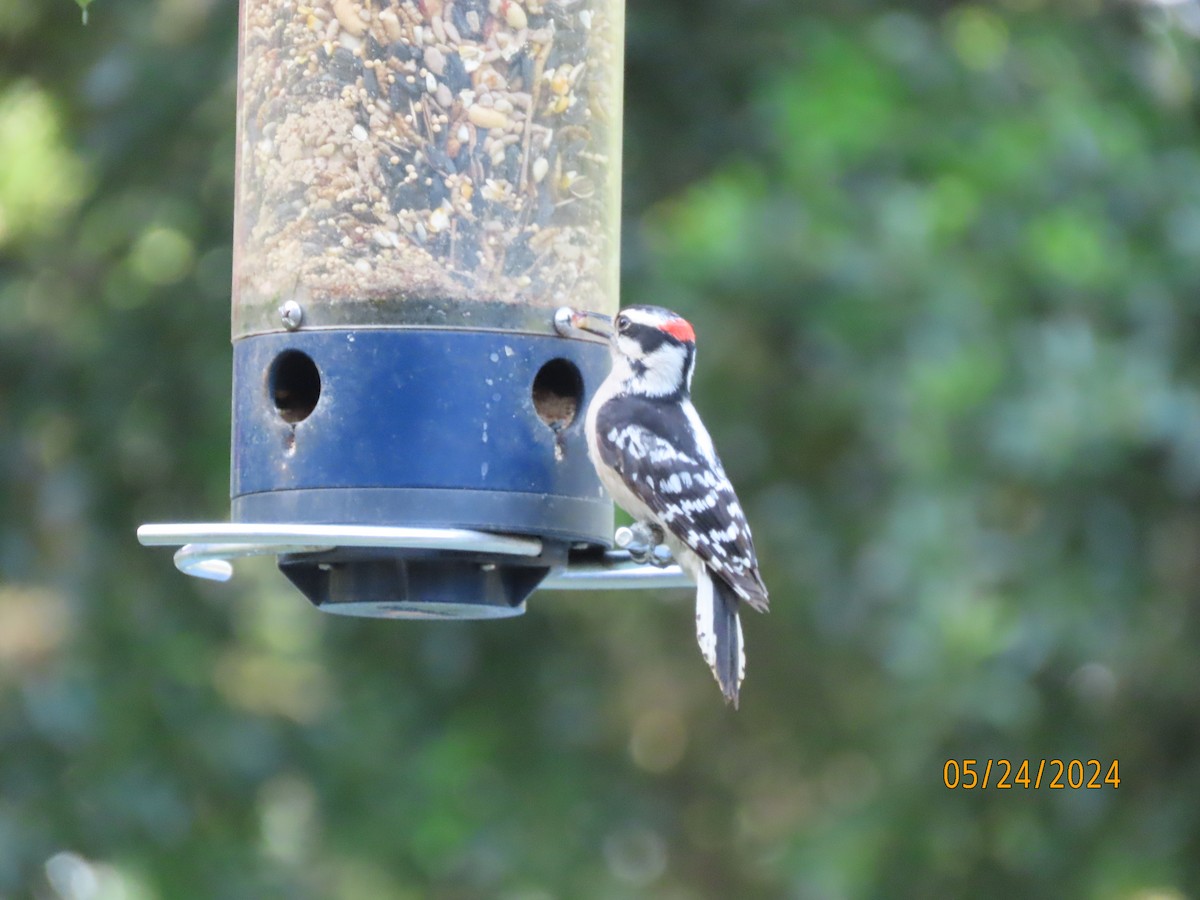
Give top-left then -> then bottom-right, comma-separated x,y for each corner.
711,577 -> 743,709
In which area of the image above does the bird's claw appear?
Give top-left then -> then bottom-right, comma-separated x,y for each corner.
614,522 -> 675,568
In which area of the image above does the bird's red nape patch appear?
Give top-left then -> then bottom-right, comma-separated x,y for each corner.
660,318 -> 696,343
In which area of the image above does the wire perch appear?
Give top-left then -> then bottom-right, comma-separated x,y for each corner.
137,523 -> 693,591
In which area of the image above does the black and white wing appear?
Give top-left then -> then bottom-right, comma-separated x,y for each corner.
594,397 -> 768,611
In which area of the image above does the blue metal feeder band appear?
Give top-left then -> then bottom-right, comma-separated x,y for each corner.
231,328 -> 613,545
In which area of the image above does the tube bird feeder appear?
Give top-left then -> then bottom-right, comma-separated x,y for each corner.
139,0 -> 689,616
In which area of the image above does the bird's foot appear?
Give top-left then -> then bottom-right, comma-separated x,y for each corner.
614,522 -> 675,568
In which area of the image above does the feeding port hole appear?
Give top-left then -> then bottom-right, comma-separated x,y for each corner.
269,350 -> 321,423
532,358 -> 584,432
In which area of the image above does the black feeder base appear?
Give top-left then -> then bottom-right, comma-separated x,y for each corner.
278,545 -> 567,619
231,327 -> 612,619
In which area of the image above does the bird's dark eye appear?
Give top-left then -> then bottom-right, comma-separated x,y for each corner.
615,314 -> 630,332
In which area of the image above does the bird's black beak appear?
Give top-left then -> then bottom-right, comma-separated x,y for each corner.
555,307 -> 613,339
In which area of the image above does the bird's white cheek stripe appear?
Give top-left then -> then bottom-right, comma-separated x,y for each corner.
628,343 -> 688,397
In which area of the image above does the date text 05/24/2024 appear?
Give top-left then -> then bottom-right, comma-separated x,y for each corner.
943,759 -> 1120,790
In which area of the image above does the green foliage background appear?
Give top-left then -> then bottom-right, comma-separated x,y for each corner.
3,0 -> 1200,896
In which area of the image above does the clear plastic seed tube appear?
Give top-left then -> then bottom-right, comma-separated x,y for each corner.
232,0 -> 624,337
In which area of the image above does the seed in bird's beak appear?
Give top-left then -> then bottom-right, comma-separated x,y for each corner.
574,311 -> 614,337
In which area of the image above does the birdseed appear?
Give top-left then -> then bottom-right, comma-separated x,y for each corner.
233,0 -> 623,336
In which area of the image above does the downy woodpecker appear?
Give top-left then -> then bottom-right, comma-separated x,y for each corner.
573,305 -> 769,707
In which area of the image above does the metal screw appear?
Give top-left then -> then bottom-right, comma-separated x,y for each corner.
280,300 -> 304,331
650,544 -> 675,567
553,306 -> 574,336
